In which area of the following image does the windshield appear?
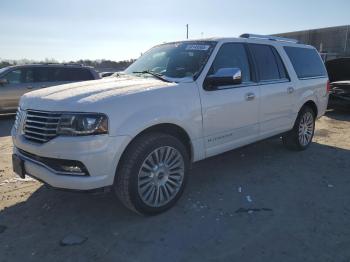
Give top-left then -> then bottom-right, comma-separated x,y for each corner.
124,41 -> 217,82
0,67 -> 9,75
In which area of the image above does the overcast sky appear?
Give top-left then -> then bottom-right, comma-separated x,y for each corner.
1,0 -> 349,61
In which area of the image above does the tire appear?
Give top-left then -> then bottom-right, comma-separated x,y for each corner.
114,132 -> 190,215
282,106 -> 316,151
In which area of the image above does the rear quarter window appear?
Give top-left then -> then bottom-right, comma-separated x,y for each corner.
68,68 -> 94,81
284,46 -> 327,79
50,67 -> 94,82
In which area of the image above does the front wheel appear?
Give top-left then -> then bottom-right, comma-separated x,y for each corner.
114,133 -> 189,215
282,106 -> 316,151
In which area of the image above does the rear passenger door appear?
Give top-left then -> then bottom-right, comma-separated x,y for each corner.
248,44 -> 295,138
32,67 -> 52,89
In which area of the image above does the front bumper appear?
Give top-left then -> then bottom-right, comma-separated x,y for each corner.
12,128 -> 131,190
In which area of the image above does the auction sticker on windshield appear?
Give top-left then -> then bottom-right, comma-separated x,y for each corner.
185,44 -> 210,51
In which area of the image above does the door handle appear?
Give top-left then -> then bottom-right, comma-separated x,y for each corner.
26,86 -> 33,89
41,85 -> 47,88
245,92 -> 255,101
287,87 -> 294,94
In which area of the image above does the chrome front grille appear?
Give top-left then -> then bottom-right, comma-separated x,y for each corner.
14,108 -> 24,131
24,110 -> 62,143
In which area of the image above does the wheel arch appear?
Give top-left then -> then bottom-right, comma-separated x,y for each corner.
302,100 -> 318,117
116,123 -> 194,174
135,123 -> 193,160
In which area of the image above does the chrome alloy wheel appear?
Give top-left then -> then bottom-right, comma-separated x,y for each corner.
137,146 -> 185,207
298,111 -> 314,146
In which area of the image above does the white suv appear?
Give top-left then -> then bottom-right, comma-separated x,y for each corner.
12,34 -> 329,215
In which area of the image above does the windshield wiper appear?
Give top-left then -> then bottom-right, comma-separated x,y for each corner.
132,70 -> 172,83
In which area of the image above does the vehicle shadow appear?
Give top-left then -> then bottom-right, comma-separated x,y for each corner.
1,138 -> 349,262
325,109 -> 350,121
0,114 -> 15,137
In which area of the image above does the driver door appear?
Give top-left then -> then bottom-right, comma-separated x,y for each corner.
198,42 -> 260,157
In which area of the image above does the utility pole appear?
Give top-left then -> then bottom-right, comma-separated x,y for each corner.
186,24 -> 189,39
344,25 -> 349,53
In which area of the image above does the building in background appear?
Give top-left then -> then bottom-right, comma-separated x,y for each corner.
274,25 -> 350,61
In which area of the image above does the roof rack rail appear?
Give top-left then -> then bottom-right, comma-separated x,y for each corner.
63,63 -> 83,66
240,33 -> 299,44
42,63 -> 83,66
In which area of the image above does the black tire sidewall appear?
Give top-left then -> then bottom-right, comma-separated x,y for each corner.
127,134 -> 189,215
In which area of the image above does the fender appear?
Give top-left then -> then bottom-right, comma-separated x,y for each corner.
126,108 -> 192,134
293,88 -> 318,123
117,106 -> 204,159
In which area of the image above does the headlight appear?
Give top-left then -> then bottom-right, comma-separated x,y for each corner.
57,113 -> 108,136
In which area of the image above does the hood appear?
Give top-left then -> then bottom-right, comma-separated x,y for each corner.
20,75 -> 176,111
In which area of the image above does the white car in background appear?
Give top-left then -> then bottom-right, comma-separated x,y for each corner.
12,34 -> 329,215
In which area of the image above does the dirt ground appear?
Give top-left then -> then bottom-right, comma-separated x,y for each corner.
0,110 -> 350,262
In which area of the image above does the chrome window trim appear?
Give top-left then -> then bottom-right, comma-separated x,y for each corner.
215,81 -> 259,91
207,78 -> 291,91
299,76 -> 328,80
258,79 -> 291,85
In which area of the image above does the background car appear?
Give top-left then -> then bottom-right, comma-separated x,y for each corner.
326,58 -> 350,110
0,63 -> 100,113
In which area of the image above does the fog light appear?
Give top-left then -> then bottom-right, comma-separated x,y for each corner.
18,149 -> 90,176
61,165 -> 83,173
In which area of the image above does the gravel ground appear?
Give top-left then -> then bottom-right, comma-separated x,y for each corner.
0,110 -> 349,262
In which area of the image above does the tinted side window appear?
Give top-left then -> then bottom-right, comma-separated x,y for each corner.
33,67 -> 49,82
4,69 -> 34,84
284,46 -> 327,79
24,69 -> 35,83
249,44 -> 282,81
49,68 -> 65,82
210,43 -> 251,83
68,68 -> 94,81
4,70 -> 22,84
50,68 -> 94,82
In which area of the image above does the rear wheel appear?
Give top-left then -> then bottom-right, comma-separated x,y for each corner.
114,133 -> 189,215
282,106 -> 316,151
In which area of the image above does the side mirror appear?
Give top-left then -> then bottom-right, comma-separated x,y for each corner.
0,78 -> 8,86
204,68 -> 242,90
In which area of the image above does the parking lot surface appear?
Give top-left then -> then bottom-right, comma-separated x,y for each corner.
0,111 -> 349,262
